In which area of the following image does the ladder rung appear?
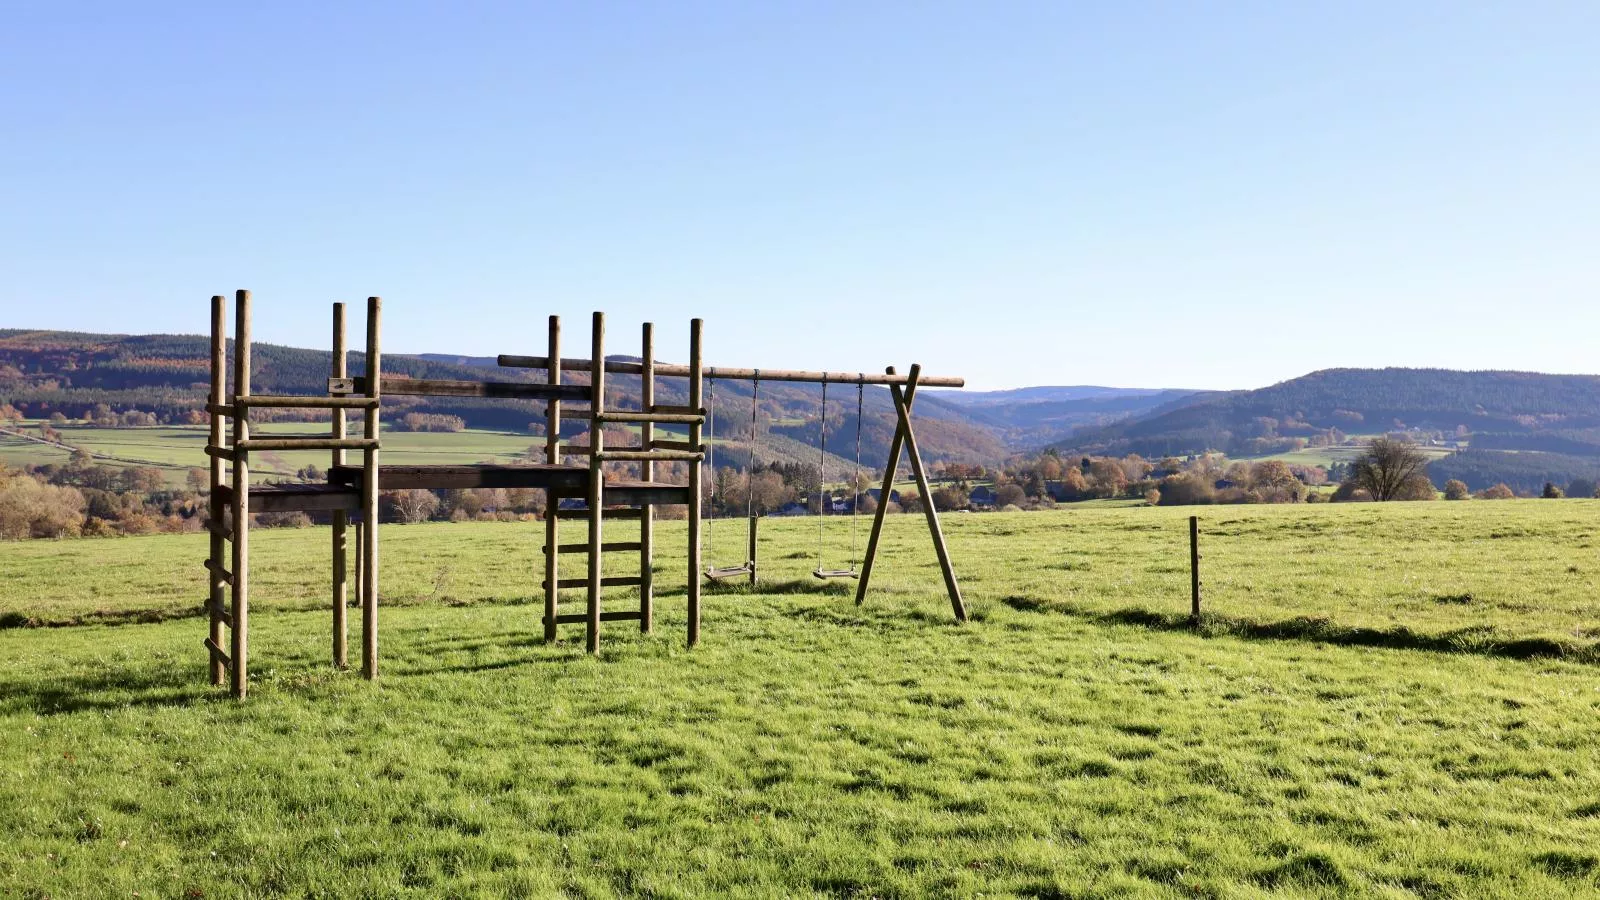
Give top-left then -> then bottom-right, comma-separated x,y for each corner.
548,576 -> 646,589
205,403 -> 238,417
649,440 -> 705,453
554,507 -> 645,520
543,542 -> 643,554
204,519 -> 232,541
208,600 -> 234,628
204,446 -> 238,462
561,445 -> 643,457
597,450 -> 703,462
550,610 -> 644,625
649,405 -> 707,417
205,558 -> 234,587
593,411 -> 704,425
204,637 -> 232,667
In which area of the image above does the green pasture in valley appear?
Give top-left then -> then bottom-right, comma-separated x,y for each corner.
2,501 -> 1599,895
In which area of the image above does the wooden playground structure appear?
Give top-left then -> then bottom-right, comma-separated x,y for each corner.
203,290 -> 968,699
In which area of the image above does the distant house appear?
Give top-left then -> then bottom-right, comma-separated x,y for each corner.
867,487 -> 902,505
1043,481 -> 1074,503
1214,479 -> 1237,490
772,501 -> 809,517
969,486 -> 997,508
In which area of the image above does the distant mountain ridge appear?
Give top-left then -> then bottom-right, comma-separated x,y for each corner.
1051,367 -> 1600,460
930,385 -> 1206,449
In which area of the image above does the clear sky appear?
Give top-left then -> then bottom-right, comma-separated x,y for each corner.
2,2 -> 1596,391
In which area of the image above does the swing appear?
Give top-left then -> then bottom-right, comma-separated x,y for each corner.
813,381 -> 864,580
704,374 -> 759,581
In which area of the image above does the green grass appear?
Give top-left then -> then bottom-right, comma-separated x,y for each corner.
3,502 -> 1600,895
1252,438 -> 1455,469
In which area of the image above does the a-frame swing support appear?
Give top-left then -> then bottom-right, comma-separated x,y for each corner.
853,364 -> 966,622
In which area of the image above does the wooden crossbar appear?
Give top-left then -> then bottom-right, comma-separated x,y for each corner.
543,542 -> 643,554
551,610 -> 644,625
236,395 -> 379,409
339,375 -> 591,401
593,411 -> 704,425
546,575 -> 645,590
204,637 -> 232,667
205,558 -> 234,587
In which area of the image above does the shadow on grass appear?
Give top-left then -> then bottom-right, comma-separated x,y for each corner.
703,577 -> 854,597
1000,595 -> 1600,665
0,665 -> 218,716
0,606 -> 207,630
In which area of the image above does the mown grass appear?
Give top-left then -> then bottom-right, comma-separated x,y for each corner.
3,501 -> 1599,896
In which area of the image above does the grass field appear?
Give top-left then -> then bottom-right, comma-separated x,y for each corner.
1253,438 -> 1456,470
3,501 -> 1600,895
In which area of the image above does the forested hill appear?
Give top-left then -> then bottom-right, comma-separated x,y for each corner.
0,329 -> 1007,466
1050,368 -> 1600,459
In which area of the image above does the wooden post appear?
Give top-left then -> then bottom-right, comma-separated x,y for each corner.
544,315 -> 562,643
639,322 -> 654,633
854,368 -> 921,606
544,313 -> 563,637
330,302 -> 348,669
230,290 -> 251,699
353,520 -> 364,610
586,311 -> 606,653
888,365 -> 966,622
207,295 -> 226,687
747,513 -> 758,585
361,296 -> 381,679
686,318 -> 703,648
1189,515 -> 1201,622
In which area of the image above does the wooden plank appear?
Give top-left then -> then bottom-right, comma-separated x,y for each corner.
362,295 -> 381,682
889,365 -> 966,623
596,449 -> 703,462
542,542 -> 643,554
603,483 -> 692,506
327,376 -> 356,393
559,444 -> 643,457
552,610 -> 643,624
550,576 -> 644,590
649,404 -> 705,416
496,354 -> 966,388
544,314 -> 561,644
231,289 -> 250,700
587,311 -> 606,654
236,437 -> 378,451
247,484 -> 362,514
593,411 -> 704,425
854,366 -> 917,607
369,376 -> 590,401
207,293 -> 227,689
649,439 -> 704,453
687,318 -> 703,649
235,394 -> 379,409
205,403 -> 237,417
331,301 -> 348,671
554,506 -> 644,520
640,321 -> 655,635
327,463 -> 588,491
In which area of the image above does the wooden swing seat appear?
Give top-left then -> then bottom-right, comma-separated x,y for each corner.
705,564 -> 754,580
813,568 -> 859,580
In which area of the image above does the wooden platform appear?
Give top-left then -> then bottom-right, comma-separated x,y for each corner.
328,463 -> 590,492
217,482 -> 362,513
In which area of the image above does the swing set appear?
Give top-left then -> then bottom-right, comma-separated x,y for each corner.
695,365 -> 966,621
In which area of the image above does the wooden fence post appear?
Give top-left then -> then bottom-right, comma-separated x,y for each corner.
1189,515 -> 1201,623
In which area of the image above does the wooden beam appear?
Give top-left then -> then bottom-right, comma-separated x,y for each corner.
230,289 -> 250,700
327,463 -> 588,492
888,365 -> 966,623
551,610 -> 643,624
349,375 -> 591,401
640,321 -> 655,635
549,576 -> 644,590
331,301 -> 348,672
361,295 -> 381,681
854,366 -> 919,607
687,318 -> 703,648
496,354 -> 965,388
542,542 -> 643,554
587,311 -> 605,654
544,314 -> 561,645
207,293 -> 227,688
236,395 -> 379,409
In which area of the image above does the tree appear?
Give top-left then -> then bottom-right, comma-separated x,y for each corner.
387,489 -> 441,523
1443,479 -> 1471,501
1348,438 -> 1431,501
186,468 -> 210,493
1478,483 -> 1516,500
1567,478 -> 1599,499
1542,482 -> 1565,499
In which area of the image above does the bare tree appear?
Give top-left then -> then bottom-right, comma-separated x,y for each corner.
1349,438 -> 1431,501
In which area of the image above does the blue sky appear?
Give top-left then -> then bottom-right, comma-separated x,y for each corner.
2,2 -> 1596,390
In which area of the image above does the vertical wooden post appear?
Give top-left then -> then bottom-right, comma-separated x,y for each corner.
361,296 -> 381,680
543,315 -> 562,643
639,322 -> 655,632
888,365 -> 966,622
330,302 -> 348,669
586,312 -> 606,654
747,513 -> 758,585
1189,515 -> 1201,623
207,295 -> 226,687
686,318 -> 703,647
855,368 -> 920,606
230,289 -> 251,699
353,520 -> 364,611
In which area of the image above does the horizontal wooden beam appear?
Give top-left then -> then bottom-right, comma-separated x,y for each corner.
235,437 -> 379,452
218,483 -> 364,514
236,395 -> 380,409
592,411 -> 705,425
550,610 -> 644,624
543,541 -> 644,554
548,576 -> 645,590
597,450 -> 702,462
204,445 -> 238,462
496,354 -> 966,388
337,375 -> 591,401
554,506 -> 644,519
328,463 -> 588,491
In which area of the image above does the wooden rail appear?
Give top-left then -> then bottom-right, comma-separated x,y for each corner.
496,354 -> 964,388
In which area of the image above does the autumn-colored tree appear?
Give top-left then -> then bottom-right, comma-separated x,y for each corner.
1478,483 -> 1515,500
1442,479 -> 1470,501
